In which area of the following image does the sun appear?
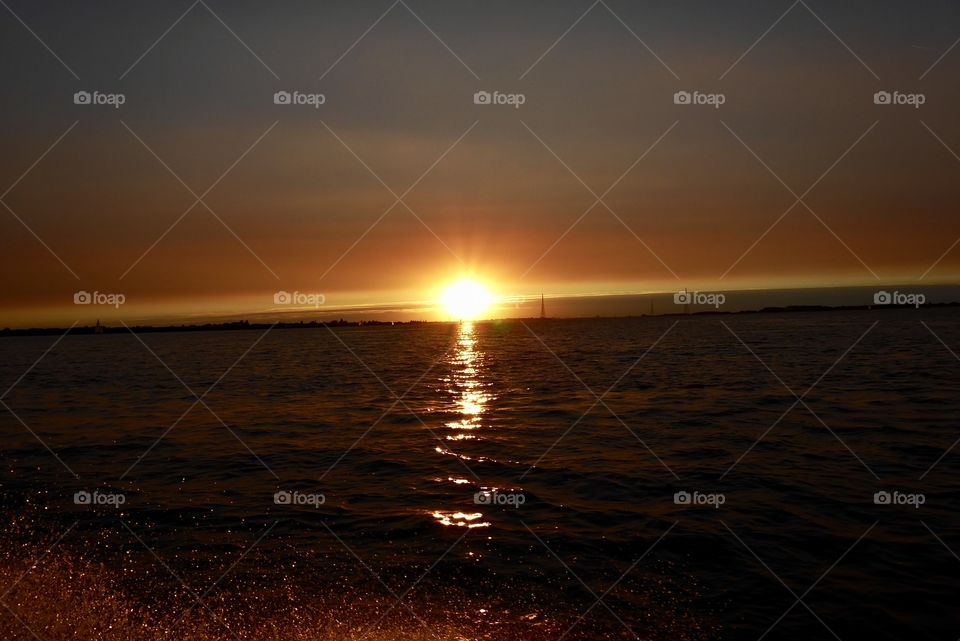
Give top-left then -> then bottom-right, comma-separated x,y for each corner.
440,279 -> 493,320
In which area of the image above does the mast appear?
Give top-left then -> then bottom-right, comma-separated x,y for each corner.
540,294 -> 545,319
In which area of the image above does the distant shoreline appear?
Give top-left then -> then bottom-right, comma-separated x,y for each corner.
2,302 -> 958,337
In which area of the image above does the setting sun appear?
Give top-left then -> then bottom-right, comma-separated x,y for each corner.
440,279 -> 493,320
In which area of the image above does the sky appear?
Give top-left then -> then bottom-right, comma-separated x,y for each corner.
1,0 -> 959,327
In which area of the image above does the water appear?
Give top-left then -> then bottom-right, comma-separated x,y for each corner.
1,309 -> 958,640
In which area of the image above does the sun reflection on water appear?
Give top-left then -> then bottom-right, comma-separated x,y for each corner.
431,322 -> 494,528
430,510 -> 490,528
443,322 -> 491,435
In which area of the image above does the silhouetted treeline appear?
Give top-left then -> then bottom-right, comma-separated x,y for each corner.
2,302 -> 958,337
0,318 -> 431,337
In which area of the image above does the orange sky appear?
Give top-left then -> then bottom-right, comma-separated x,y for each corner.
1,1 -> 959,327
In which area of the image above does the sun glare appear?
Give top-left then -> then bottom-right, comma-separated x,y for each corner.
440,279 -> 493,320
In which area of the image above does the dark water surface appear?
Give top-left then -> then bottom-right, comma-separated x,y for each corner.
1,309 -> 959,640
